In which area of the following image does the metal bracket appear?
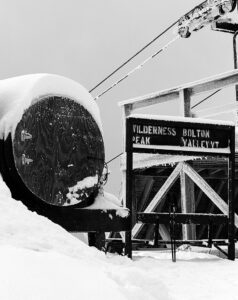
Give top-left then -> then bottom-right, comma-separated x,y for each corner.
22,154 -> 33,165
21,130 -> 32,142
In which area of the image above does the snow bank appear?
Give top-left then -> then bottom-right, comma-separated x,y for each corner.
0,74 -> 102,139
86,190 -> 129,218
0,176 -> 169,300
0,175 -> 101,260
1,176 -> 238,300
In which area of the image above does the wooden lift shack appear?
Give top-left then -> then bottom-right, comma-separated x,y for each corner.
119,69 -> 238,260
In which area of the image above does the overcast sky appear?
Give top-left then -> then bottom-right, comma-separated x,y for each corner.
0,0 -> 237,196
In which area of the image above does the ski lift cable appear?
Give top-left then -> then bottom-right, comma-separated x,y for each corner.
89,20 -> 178,93
106,152 -> 123,164
91,1 -> 235,101
191,89 -> 221,109
94,35 -> 180,101
89,1 -> 207,94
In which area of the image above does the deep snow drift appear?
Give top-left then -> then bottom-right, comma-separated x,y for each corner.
0,177 -> 238,300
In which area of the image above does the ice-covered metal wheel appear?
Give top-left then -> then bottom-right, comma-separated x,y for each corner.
12,95 -> 105,207
178,26 -> 191,38
220,0 -> 236,13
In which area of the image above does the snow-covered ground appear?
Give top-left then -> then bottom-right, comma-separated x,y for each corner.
0,177 -> 238,300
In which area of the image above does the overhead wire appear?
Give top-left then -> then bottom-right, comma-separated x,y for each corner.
93,0 -> 218,163
90,1 -> 207,95
89,20 -> 179,93
191,89 -> 221,109
94,35 -> 180,100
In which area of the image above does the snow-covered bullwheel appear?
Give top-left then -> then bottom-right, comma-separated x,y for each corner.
12,96 -> 104,207
0,74 -> 105,208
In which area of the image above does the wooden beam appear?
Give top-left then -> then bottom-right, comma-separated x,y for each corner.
194,102 -> 237,118
123,91 -> 179,111
138,177 -> 154,211
159,224 -> 171,242
132,162 -> 183,237
198,180 -> 226,239
183,162 -> 238,227
121,104 -> 132,207
119,69 -> 238,112
180,169 -> 196,240
195,189 -> 205,210
179,86 -> 194,241
137,212 -> 228,225
144,223 -> 171,242
179,89 -> 192,117
215,225 -> 224,239
189,70 -> 238,96
210,169 -> 223,176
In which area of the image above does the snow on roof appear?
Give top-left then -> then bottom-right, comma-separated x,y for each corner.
118,68 -> 238,107
129,114 -> 235,126
2,174 -> 238,299
0,73 -> 102,139
121,153 -> 199,170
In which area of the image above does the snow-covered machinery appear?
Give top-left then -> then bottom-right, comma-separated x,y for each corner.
177,0 -> 237,38
0,74 -> 105,209
0,73 -> 130,235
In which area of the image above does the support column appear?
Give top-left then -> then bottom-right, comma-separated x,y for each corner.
180,168 -> 196,240
179,89 -> 196,240
228,127 -> 235,260
233,31 -> 238,125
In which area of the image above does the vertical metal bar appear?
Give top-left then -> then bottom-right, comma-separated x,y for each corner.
125,118 -> 133,258
228,126 -> 235,260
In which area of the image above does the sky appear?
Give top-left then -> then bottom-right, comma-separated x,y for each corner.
0,0 -> 237,196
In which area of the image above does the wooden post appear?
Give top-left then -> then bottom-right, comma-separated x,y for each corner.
121,104 -> 132,207
233,31 -> 238,125
125,118 -> 133,258
180,169 -> 196,240
179,88 -> 196,240
179,89 -> 192,117
228,126 -> 235,260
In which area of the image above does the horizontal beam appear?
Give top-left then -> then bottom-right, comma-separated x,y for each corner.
106,237 -> 229,245
119,69 -> 238,113
137,212 -> 228,225
119,90 -> 179,110
194,102 -> 238,118
189,70 -> 238,96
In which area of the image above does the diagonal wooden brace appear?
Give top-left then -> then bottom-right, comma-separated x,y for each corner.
132,162 -> 183,238
182,162 -> 238,228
